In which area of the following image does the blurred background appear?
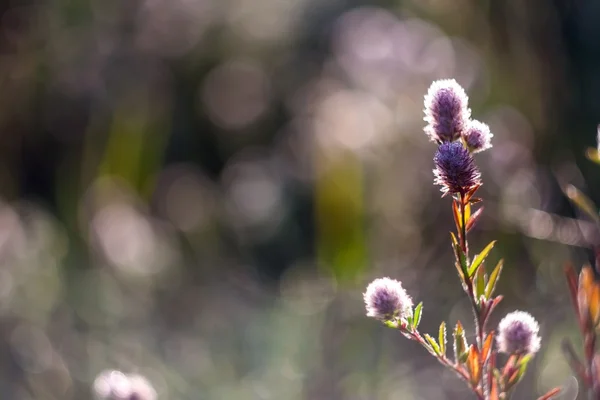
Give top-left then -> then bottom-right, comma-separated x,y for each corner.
0,0 -> 599,399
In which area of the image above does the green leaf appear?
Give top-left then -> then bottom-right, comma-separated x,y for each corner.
485,260 -> 503,299
424,333 -> 441,355
384,320 -> 398,329
516,354 -> 533,383
475,264 -> 486,299
451,232 -> 469,278
439,321 -> 447,355
468,240 -> 497,278
453,321 -> 468,363
412,302 -> 423,330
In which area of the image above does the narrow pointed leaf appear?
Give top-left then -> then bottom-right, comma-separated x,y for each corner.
515,354 -> 533,383
439,321 -> 447,355
467,345 -> 481,386
485,260 -> 503,299
412,302 -> 423,330
464,201 -> 471,223
502,355 -> 517,379
475,264 -> 486,299
468,241 -> 497,278
466,206 -> 484,232
489,376 -> 499,400
591,283 -> 600,326
424,334 -> 441,355
481,332 -> 494,363
485,296 -> 503,320
453,321 -> 468,364
488,352 -> 497,396
451,232 -> 469,278
578,265 -> 595,324
453,201 -> 462,231
537,387 -> 561,400
465,184 -> 481,203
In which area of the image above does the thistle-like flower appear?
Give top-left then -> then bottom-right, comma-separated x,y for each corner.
93,370 -> 157,400
424,79 -> 471,143
496,311 -> 541,355
433,142 -> 481,195
364,277 -> 412,321
463,120 -> 493,153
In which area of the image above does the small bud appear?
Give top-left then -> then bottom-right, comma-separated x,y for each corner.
364,277 -> 412,321
463,120 -> 493,153
433,142 -> 482,195
496,311 -> 541,355
423,79 -> 471,143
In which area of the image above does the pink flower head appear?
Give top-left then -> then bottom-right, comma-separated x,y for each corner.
463,120 -> 493,153
433,142 -> 481,195
424,79 -> 471,143
497,311 -> 541,355
364,277 -> 412,321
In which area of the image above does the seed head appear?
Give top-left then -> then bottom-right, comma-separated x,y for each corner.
364,277 -> 412,321
424,79 -> 471,143
433,142 -> 481,195
496,311 -> 541,355
463,120 -> 493,153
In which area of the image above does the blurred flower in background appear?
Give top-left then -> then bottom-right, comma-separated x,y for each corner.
0,0 -> 594,398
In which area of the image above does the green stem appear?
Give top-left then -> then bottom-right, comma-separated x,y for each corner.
459,193 -> 488,399
409,329 -> 485,400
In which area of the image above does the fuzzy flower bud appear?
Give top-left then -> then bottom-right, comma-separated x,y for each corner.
496,311 -> 541,355
463,120 -> 493,153
93,370 -> 157,400
463,119 -> 494,153
424,79 -> 471,143
364,277 -> 412,321
433,142 -> 481,195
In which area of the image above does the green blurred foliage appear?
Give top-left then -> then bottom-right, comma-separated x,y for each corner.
0,0 -> 596,398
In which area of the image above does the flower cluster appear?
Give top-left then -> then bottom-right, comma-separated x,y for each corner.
361,79 -> 557,400
433,142 -> 481,195
364,277 -> 412,321
93,370 -> 157,400
497,311 -> 541,355
424,79 -> 493,195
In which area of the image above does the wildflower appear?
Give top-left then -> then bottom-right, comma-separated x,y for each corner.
424,79 -> 471,143
93,370 -> 157,400
433,142 -> 481,195
364,277 -> 412,321
496,311 -> 541,355
463,120 -> 493,153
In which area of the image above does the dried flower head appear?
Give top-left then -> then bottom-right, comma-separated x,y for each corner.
497,311 -> 541,355
463,120 -> 493,153
364,277 -> 412,321
433,142 -> 481,195
424,79 -> 471,143
93,370 -> 157,400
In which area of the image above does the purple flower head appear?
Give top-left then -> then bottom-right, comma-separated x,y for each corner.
496,311 -> 541,355
93,370 -> 157,400
463,120 -> 493,153
364,277 -> 412,321
424,79 -> 471,143
433,142 -> 481,195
